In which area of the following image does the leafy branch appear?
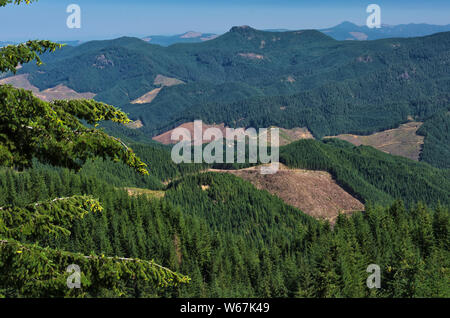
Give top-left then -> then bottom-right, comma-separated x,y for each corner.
0,85 -> 148,174
0,238 -> 190,297
0,0 -> 37,8
0,40 -> 64,74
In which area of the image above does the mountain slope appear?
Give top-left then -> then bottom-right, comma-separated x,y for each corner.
209,164 -> 365,223
279,139 -> 450,206
417,108 -> 450,168
5,27 -> 450,168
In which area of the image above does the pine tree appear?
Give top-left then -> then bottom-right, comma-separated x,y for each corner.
0,0 -> 189,297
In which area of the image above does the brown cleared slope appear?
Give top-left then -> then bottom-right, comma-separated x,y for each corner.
0,74 -> 96,101
153,123 -> 314,145
152,122 -> 228,144
0,74 -> 40,93
124,187 -> 165,199
36,84 -> 96,101
131,74 -> 184,105
326,122 -> 424,161
131,87 -> 162,104
209,164 -> 364,224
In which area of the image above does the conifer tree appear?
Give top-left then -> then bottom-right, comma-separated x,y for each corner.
0,0 -> 189,297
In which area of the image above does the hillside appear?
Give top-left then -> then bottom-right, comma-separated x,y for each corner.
2,0 -> 450,301
0,74 -> 96,101
3,163 -> 448,298
79,139 -> 450,209
279,139 -> 450,206
326,121 -> 424,161
209,164 -> 364,223
1,130 -> 449,297
3,27 -> 450,170
417,109 -> 450,169
152,122 -> 313,145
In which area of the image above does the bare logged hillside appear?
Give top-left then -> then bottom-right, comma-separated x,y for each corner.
209,164 -> 364,224
0,74 -> 96,101
326,122 -> 424,161
131,74 -> 184,105
153,123 -> 314,145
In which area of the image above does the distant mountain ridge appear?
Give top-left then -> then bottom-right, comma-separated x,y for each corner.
3,22 -> 449,48
139,22 -> 450,46
320,21 -> 450,40
141,31 -> 219,46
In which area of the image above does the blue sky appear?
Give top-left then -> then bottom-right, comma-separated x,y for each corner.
0,0 -> 449,41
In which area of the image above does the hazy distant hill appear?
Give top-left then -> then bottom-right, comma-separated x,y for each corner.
0,41 -> 15,47
4,22 -> 449,49
141,31 -> 218,46
321,21 -> 450,40
58,40 -> 84,46
140,22 -> 450,46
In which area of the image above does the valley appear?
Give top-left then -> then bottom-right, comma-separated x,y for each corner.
1,0 -> 449,299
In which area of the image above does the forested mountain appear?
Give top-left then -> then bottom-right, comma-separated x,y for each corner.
280,139 -> 450,206
9,27 -> 450,169
1,90 -> 449,297
131,22 -> 450,47
72,139 -> 450,209
1,0 -> 449,298
16,27 -> 449,130
10,138 -> 447,209
417,108 -> 450,169
1,157 -> 448,297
